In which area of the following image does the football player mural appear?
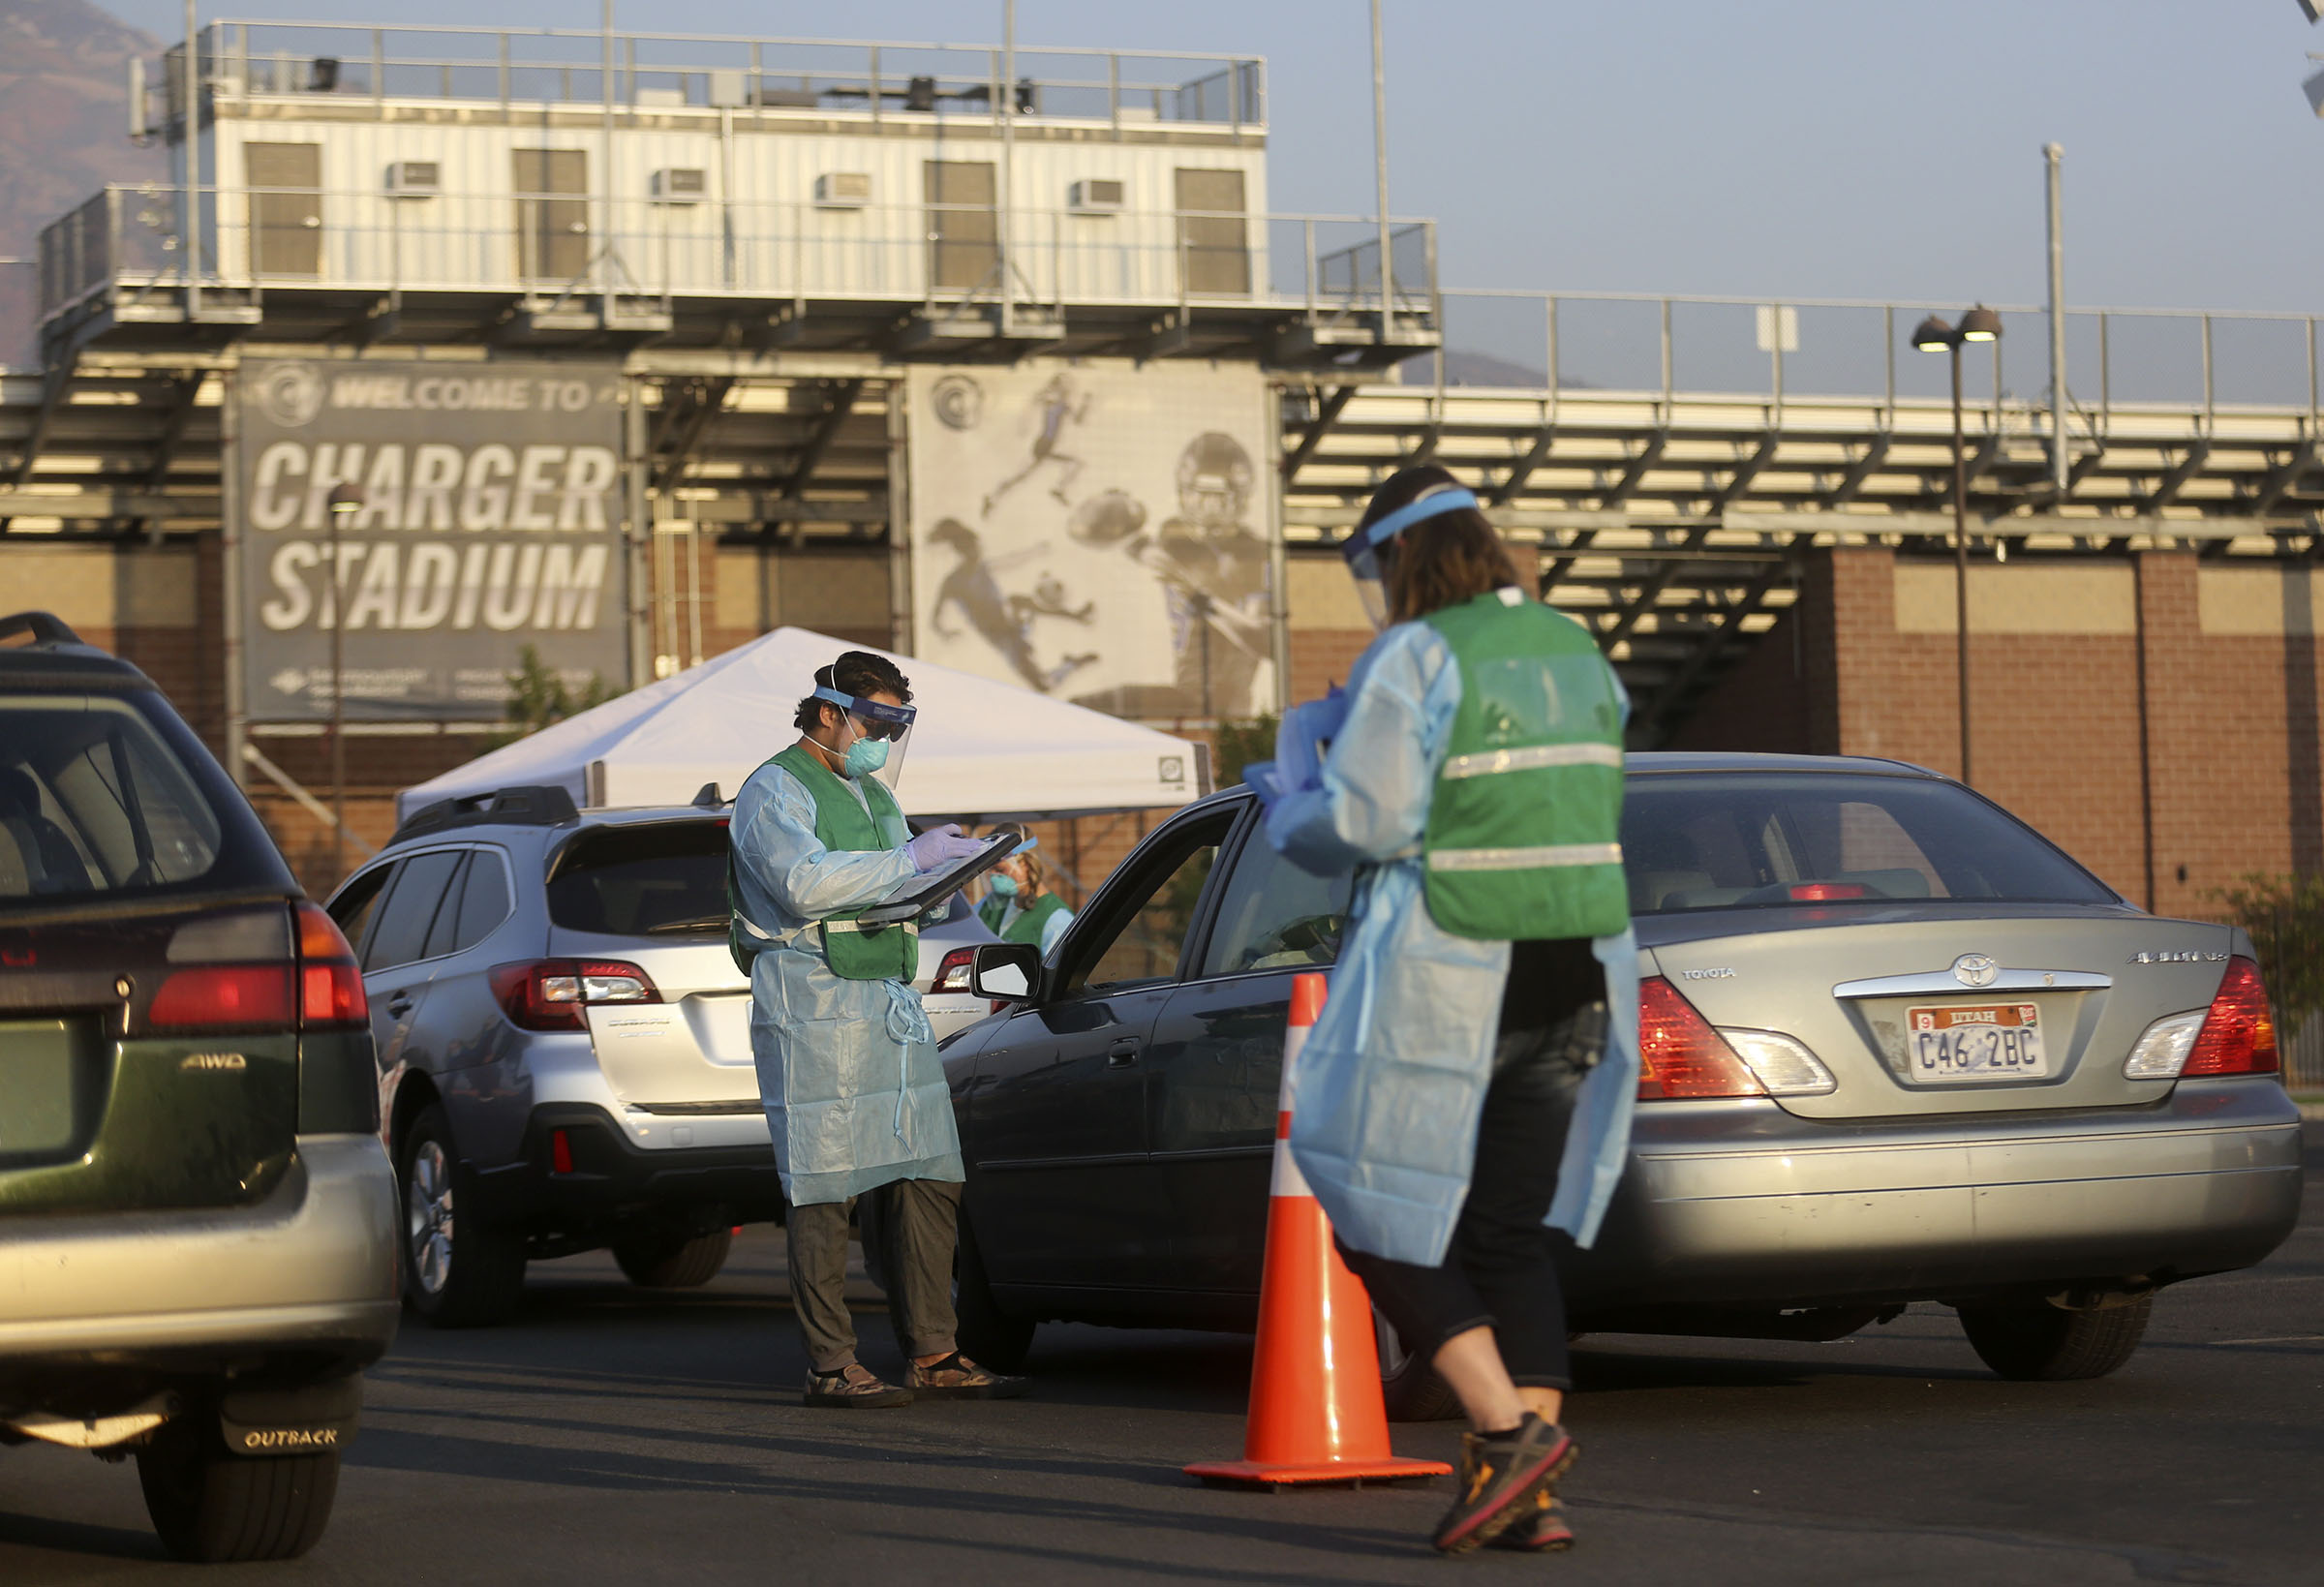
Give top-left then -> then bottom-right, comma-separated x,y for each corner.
907,366 -> 1274,721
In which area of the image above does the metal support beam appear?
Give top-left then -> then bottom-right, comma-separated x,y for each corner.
1601,432 -> 1667,508
1603,524 -> 1715,649
1709,434 -> 1781,513
2146,440 -> 2214,513
782,378 -> 868,547
1280,385 -> 1357,482
1491,422 -> 1555,506
1539,529 -> 1598,597
144,374 -> 205,491
1636,558 -> 1791,739
1824,434 -> 1891,507
2249,441 -> 2318,517
0,359 -> 76,531
649,376 -> 735,494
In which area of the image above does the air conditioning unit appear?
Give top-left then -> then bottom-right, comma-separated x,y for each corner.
651,168 -> 708,204
814,171 -> 872,209
1068,178 -> 1125,214
385,161 -> 440,199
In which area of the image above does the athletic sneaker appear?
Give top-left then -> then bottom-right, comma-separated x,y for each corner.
903,1352 -> 1027,1400
803,1363 -> 912,1408
1430,1414 -> 1576,1555
1489,1488 -> 1576,1552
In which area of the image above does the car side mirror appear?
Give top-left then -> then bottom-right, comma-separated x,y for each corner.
970,941 -> 1039,1002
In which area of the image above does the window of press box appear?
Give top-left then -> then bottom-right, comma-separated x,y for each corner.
1620,773 -> 2116,914
547,822 -> 732,936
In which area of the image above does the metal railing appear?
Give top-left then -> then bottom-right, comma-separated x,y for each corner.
1421,289 -> 2324,423
37,181 -> 1433,324
166,21 -> 1264,133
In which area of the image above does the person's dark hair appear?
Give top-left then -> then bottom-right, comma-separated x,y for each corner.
793,650 -> 913,733
1352,465 -> 1523,624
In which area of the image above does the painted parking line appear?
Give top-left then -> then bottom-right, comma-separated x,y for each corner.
2209,1334 -> 2324,1346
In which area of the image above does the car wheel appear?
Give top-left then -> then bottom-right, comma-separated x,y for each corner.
1957,1295 -> 2153,1381
136,1414 -> 340,1563
1375,1305 -> 1461,1422
399,1103 -> 526,1328
614,1226 -> 733,1288
953,1215 -> 1033,1373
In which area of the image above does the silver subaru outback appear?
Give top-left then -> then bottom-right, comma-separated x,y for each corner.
328,783 -> 994,1328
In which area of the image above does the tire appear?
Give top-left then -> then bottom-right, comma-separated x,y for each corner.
952,1216 -> 1034,1373
399,1103 -> 527,1328
1375,1305 -> 1462,1422
137,1415 -> 340,1563
1958,1295 -> 2153,1382
614,1226 -> 733,1289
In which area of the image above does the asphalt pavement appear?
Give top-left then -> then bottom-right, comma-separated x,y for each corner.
6,1125 -> 2322,1587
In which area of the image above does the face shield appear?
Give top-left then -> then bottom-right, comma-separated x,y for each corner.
812,686 -> 917,789
1339,486 -> 1483,630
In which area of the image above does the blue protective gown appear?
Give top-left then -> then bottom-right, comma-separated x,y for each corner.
1265,620 -> 1641,1267
730,759 -> 964,1206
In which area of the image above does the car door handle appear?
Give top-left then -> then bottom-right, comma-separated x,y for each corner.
386,995 -> 414,1018
1107,1038 -> 1141,1066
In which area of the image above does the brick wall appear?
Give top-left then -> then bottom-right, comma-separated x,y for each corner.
1663,546 -> 2314,919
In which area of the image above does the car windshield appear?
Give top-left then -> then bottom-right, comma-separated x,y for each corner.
0,690 -> 291,907
1620,772 -> 2117,913
546,820 -> 732,935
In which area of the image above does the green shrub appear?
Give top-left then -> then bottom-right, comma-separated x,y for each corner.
1211,713 -> 1279,789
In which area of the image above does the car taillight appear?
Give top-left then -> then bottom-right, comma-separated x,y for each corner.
489,959 -> 659,1032
2181,957 -> 2280,1077
932,947 -> 977,994
147,907 -> 297,1032
1636,977 -> 1767,1100
1787,882 -> 1867,901
147,964 -> 295,1031
294,901 -> 368,1029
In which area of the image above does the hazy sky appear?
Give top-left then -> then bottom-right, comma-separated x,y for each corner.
100,0 -> 2324,314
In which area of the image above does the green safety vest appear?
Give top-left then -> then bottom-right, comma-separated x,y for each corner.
979,889 -> 1067,947
726,744 -> 919,982
1420,588 -> 1630,942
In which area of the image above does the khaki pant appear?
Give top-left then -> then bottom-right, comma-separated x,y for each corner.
785,1178 -> 961,1375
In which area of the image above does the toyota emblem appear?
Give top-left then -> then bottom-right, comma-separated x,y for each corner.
1951,953 -> 1999,989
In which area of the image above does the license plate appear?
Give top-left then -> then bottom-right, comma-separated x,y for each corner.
0,1019 -> 81,1153
1906,1003 -> 2048,1082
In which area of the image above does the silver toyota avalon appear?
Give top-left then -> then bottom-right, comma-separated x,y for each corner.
938,752 -> 2300,1411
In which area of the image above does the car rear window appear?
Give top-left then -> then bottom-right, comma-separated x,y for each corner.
1621,773 -> 2117,913
547,821 -> 731,937
0,690 -> 292,907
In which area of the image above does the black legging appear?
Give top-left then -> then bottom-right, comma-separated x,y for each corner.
1337,939 -> 1605,1391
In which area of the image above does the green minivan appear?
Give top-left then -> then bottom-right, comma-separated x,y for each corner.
0,612 -> 399,1562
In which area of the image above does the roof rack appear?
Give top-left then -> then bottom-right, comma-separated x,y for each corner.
0,612 -> 87,650
390,783 -> 580,843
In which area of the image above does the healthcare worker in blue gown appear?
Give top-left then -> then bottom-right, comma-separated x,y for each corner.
729,650 -> 1028,1408
1255,468 -> 1640,1556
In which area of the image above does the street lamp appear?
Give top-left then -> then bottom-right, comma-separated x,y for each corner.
1911,306 -> 2003,787
325,482 -> 362,874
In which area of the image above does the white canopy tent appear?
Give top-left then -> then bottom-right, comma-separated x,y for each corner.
395,627 -> 1209,823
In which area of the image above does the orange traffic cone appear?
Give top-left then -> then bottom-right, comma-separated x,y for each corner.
1184,971 -> 1452,1488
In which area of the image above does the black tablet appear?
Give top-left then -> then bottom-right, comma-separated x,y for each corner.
856,825 -> 1025,926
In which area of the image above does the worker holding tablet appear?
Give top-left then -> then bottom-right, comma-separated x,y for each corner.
728,650 -> 1028,1409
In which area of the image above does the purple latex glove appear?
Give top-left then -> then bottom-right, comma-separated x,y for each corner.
906,822 -> 987,873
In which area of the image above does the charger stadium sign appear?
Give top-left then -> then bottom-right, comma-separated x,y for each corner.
236,358 -> 628,721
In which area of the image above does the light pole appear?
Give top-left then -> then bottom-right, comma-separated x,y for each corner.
325,482 -> 361,874
1911,305 -> 2003,787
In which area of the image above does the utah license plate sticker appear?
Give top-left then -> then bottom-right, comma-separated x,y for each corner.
1905,1003 -> 2048,1082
